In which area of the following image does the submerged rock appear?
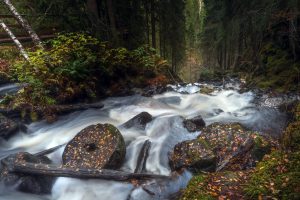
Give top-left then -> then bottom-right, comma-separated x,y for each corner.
122,112 -> 153,130
62,123 -> 126,169
169,122 -> 275,172
183,115 -> 206,132
0,114 -> 19,139
0,152 -> 55,194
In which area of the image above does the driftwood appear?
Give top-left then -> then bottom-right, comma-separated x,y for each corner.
1,155 -> 168,182
0,102 -> 104,120
134,140 -> 151,173
34,144 -> 66,157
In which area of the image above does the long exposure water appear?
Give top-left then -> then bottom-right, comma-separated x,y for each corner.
0,82 -> 286,200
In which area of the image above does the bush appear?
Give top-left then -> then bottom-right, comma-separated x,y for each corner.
5,32 -> 169,113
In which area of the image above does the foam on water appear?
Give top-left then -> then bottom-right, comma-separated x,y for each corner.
0,83 -> 286,200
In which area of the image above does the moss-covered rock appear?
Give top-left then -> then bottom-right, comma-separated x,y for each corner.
282,121 -> 300,151
62,123 -> 126,169
169,140 -> 216,172
169,123 -> 275,172
200,86 -> 215,95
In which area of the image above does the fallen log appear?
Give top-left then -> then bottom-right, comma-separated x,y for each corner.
134,140 -> 151,173
0,102 -> 104,121
1,154 -> 168,182
34,144 -> 66,157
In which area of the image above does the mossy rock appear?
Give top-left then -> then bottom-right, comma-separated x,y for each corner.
169,140 -> 216,172
282,121 -> 300,151
200,86 -> 215,95
63,123 -> 126,169
170,122 -> 275,172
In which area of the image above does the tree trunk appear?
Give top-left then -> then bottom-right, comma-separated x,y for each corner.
150,0 -> 156,49
1,157 -> 168,181
144,0 -> 150,45
0,19 -> 29,61
3,0 -> 43,49
106,0 -> 118,46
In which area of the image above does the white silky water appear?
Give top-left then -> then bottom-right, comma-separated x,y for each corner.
0,83 -> 286,200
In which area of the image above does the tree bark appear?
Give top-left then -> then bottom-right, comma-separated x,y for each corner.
1,157 -> 168,181
3,0 -> 43,49
150,0 -> 156,49
34,144 -> 66,157
134,140 -> 151,173
106,0 -> 118,46
0,19 -> 29,61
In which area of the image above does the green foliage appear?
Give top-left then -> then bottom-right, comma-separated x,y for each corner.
0,46 -> 20,61
9,33 -> 167,110
200,0 -> 300,92
244,151 -> 300,199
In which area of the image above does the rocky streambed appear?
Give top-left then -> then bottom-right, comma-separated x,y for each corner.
0,80 -> 292,200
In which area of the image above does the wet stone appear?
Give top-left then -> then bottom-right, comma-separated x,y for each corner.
122,112 -> 153,130
0,114 -> 19,139
0,152 -> 55,194
62,123 -> 126,169
170,122 -> 275,172
183,115 -> 206,132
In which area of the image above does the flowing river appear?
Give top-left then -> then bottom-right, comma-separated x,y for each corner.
0,82 -> 287,200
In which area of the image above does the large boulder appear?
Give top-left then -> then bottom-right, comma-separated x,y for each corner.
121,112 -> 153,130
0,152 -> 55,194
169,123 -> 274,172
183,115 -> 206,132
0,114 -> 19,139
62,123 -> 126,169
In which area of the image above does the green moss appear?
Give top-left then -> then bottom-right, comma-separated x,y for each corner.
180,174 -> 214,200
252,134 -> 271,161
244,151 -> 300,199
0,46 -> 20,61
30,111 -> 39,122
197,138 -> 211,149
283,121 -> 300,151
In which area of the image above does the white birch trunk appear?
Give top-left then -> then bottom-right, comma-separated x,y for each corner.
3,0 -> 44,49
0,19 -> 30,61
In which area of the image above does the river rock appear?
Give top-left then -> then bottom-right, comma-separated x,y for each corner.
169,140 -> 216,172
0,114 -> 19,139
183,115 -> 206,132
169,122 -> 274,172
62,123 -> 126,169
122,112 -> 153,129
0,152 -> 55,194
